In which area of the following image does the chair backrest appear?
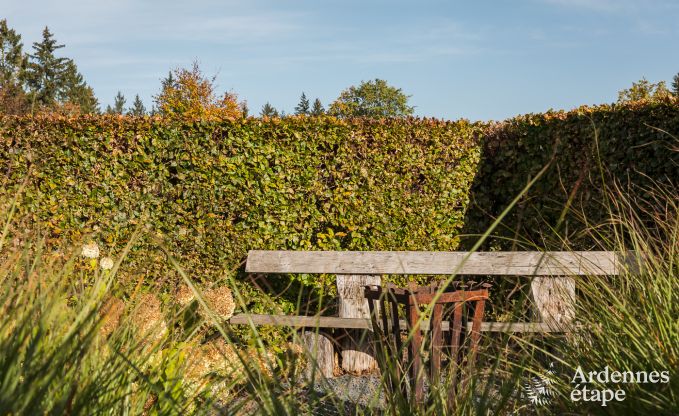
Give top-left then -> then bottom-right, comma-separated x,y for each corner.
364,283 -> 490,404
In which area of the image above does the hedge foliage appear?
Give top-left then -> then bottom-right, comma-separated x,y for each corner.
1,100 -> 677,312
464,99 -> 679,249
0,116 -> 483,311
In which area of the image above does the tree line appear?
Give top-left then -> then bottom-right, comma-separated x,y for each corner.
1,19 -> 678,120
0,20 -> 98,115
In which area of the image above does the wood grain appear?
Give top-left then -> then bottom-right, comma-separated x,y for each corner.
299,331 -> 335,379
229,314 -> 568,333
246,250 -> 623,276
336,274 -> 380,373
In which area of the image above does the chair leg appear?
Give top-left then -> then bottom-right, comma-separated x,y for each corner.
457,297 -> 486,398
447,301 -> 464,406
469,297 -> 486,359
390,296 -> 407,398
408,298 -> 424,403
430,303 -> 443,383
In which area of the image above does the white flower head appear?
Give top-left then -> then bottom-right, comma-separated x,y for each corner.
81,242 -> 100,259
100,257 -> 114,270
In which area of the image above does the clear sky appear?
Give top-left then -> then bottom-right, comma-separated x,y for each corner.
4,0 -> 679,120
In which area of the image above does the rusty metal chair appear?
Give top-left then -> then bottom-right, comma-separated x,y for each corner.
364,281 -> 490,405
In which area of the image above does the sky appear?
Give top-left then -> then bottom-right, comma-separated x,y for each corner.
3,0 -> 679,120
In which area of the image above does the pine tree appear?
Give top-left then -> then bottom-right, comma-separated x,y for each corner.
128,94 -> 146,116
294,92 -> 309,115
311,98 -> 325,116
60,60 -> 99,113
239,101 -> 249,117
672,73 -> 679,96
25,27 -> 70,111
161,71 -> 174,90
0,19 -> 29,114
113,91 -> 126,114
260,102 -> 279,117
105,104 -> 113,114
0,19 -> 25,87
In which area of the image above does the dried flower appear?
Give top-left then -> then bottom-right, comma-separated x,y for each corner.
131,293 -> 167,343
81,241 -> 100,259
202,286 -> 235,320
99,297 -> 125,338
175,284 -> 195,306
100,257 -> 114,270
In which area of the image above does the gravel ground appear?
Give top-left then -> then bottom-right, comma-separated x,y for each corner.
316,374 -> 385,410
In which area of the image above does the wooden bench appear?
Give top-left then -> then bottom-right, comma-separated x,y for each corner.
231,250 -> 626,377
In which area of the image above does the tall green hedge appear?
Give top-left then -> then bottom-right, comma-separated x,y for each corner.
1,100 -> 677,311
0,116 -> 483,309
463,99 -> 679,249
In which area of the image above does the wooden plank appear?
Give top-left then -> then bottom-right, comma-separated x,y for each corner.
229,314 -> 567,333
246,250 -> 622,276
230,313 -> 368,328
336,274 -> 379,373
531,276 -> 575,327
299,331 -> 335,380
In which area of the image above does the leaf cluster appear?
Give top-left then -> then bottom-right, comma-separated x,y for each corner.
463,98 -> 679,249
0,115 -> 482,304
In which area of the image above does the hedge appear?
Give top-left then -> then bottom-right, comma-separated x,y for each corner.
1,100 -> 677,313
0,115 -> 483,312
463,99 -> 679,249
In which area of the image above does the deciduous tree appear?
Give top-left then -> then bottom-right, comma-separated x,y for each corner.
329,79 -> 414,118
154,62 -> 243,121
617,78 -> 672,103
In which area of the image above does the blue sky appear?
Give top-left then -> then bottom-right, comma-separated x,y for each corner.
4,0 -> 679,120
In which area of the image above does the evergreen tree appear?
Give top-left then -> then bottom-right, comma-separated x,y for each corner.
25,27 -> 69,111
260,102 -> 279,117
294,92 -> 309,115
239,101 -> 249,117
22,26 -> 97,114
60,60 -> 99,113
161,71 -> 174,90
128,94 -> 146,116
0,19 -> 25,88
311,98 -> 325,116
0,19 -> 29,114
113,91 -> 126,114
672,73 -> 679,96
105,104 -> 113,114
